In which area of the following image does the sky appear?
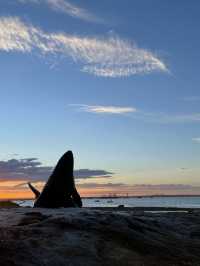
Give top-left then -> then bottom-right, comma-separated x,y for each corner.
0,0 -> 200,199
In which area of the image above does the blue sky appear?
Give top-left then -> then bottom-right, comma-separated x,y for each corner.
0,0 -> 200,197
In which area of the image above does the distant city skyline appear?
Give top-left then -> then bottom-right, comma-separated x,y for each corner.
0,0 -> 200,199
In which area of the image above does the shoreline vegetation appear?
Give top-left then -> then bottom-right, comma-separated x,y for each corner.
0,201 -> 20,208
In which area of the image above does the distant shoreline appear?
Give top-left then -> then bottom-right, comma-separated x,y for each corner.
1,194 -> 200,201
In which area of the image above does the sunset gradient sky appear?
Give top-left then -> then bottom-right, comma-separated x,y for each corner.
0,0 -> 200,199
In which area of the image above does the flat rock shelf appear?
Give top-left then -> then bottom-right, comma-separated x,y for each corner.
0,207 -> 200,266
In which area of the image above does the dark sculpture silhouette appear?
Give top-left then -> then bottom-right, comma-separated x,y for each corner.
28,151 -> 82,208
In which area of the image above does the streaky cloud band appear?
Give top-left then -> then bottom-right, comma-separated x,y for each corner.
70,104 -> 200,123
0,17 -> 168,77
17,0 -> 101,23
192,138 -> 200,143
71,104 -> 137,114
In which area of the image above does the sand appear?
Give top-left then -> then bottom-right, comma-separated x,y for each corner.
0,207 -> 199,266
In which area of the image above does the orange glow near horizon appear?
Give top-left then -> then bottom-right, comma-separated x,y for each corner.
0,191 -> 32,200
0,180 -> 200,200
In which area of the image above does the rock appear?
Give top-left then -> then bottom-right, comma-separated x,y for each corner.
0,208 -> 199,265
117,204 -> 124,209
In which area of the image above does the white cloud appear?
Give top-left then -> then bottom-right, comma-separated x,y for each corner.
47,0 -> 99,22
17,0 -> 100,22
73,104 -> 137,114
0,17 -> 167,77
192,138 -> 200,143
71,104 -> 200,123
0,17 -> 33,52
0,17 -> 53,53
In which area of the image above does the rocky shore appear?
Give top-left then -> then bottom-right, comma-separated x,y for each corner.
0,207 -> 200,265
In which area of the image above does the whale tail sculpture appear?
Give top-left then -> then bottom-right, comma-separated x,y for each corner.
28,151 -> 82,208
28,182 -> 40,199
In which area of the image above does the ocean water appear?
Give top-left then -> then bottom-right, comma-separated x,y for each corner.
15,196 -> 200,208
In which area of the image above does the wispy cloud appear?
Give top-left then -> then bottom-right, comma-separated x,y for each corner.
72,104 -> 137,114
140,112 -> 200,123
74,169 -> 113,179
183,96 -> 200,102
71,104 -> 200,123
192,138 -> 200,143
17,0 -> 100,22
0,17 -> 167,77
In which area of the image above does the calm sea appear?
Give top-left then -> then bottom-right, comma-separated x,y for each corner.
15,196 -> 200,208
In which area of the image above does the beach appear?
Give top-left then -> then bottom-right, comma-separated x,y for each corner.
0,206 -> 199,266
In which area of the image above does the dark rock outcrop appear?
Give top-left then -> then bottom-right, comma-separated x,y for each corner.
0,208 -> 200,265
